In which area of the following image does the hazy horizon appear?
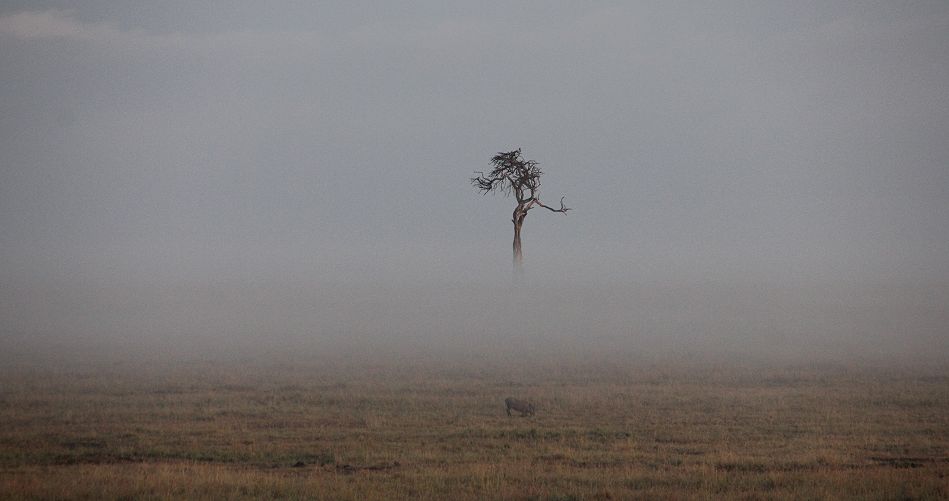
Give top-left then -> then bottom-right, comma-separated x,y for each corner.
2,2 -> 947,363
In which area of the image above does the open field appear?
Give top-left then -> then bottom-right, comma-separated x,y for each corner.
1,355 -> 947,500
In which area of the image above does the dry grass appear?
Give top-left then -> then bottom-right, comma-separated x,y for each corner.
1,355 -> 947,500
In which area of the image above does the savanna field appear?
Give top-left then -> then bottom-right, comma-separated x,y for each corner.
1,353 -> 946,500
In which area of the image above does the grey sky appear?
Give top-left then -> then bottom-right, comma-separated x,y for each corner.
1,3 -> 948,360
2,1 -> 948,286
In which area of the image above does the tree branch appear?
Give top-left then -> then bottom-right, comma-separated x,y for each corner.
533,196 -> 571,214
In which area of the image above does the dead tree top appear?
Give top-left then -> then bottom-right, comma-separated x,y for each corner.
471,149 -> 570,214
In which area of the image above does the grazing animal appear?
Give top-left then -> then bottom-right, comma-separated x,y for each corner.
505,397 -> 535,417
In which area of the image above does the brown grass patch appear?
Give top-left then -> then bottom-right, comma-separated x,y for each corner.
1,356 -> 947,499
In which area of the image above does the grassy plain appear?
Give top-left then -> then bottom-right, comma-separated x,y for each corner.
1,353 -> 947,500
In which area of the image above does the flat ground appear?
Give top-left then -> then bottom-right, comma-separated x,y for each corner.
1,354 -> 947,500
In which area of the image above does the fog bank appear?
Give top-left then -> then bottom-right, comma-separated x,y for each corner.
3,275 -> 946,367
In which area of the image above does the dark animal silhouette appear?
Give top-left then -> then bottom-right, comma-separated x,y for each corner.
505,397 -> 535,417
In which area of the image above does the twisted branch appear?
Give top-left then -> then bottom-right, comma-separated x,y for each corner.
532,196 -> 571,214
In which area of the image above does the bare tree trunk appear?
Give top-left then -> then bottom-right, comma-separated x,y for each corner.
512,206 -> 527,274
513,220 -> 523,273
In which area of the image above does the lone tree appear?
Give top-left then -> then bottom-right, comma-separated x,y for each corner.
471,148 -> 570,271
